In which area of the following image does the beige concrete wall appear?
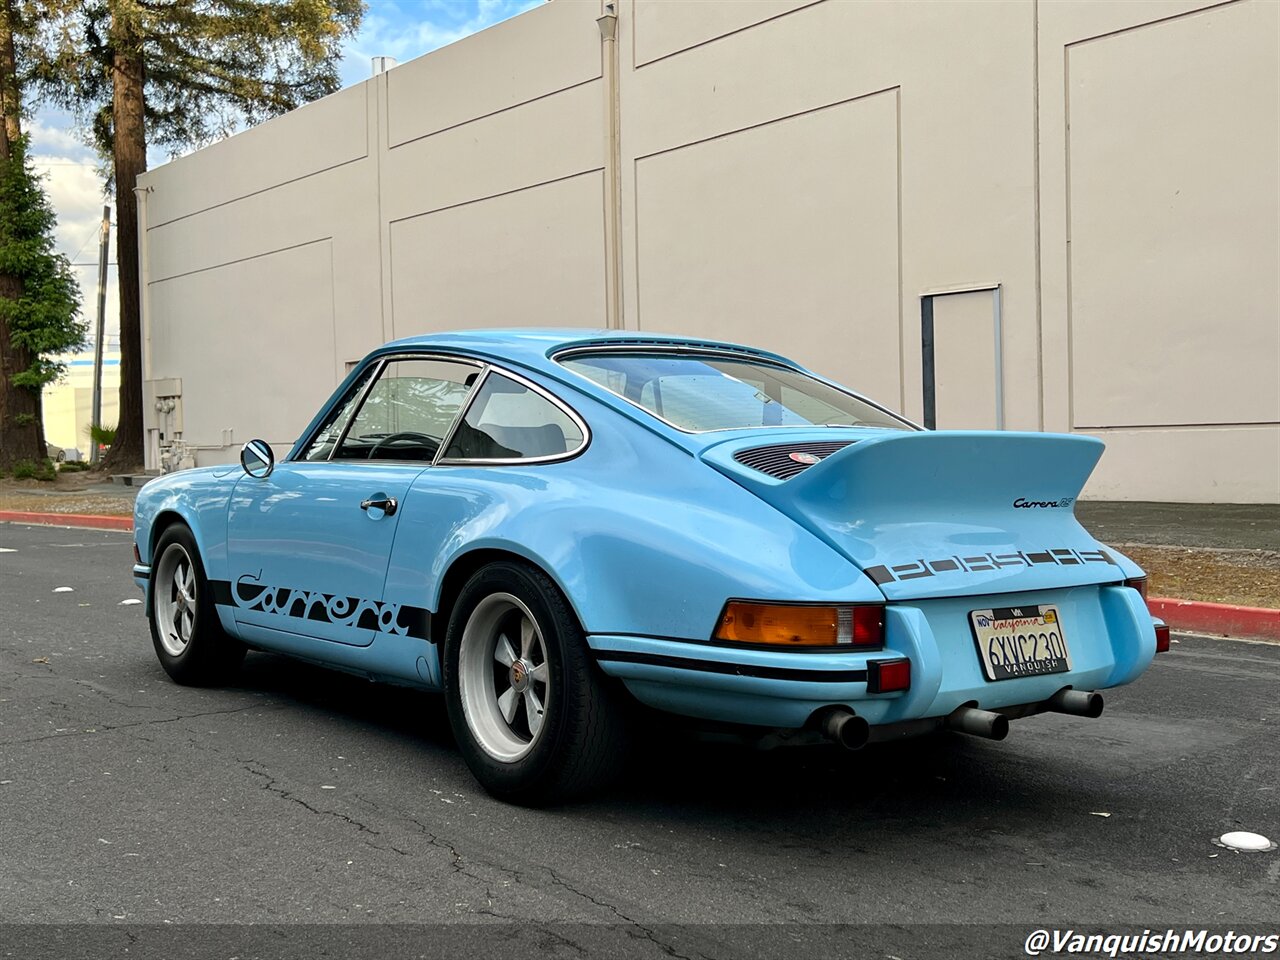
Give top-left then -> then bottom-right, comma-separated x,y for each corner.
1037,0 -> 1279,502
137,0 -> 1279,502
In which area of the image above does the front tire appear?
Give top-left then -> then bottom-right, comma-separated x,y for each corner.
148,525 -> 245,685
443,562 -> 627,805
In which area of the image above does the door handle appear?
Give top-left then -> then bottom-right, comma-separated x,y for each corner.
359,494 -> 398,517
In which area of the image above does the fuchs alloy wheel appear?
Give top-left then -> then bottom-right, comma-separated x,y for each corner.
443,561 -> 627,805
148,524 -> 245,685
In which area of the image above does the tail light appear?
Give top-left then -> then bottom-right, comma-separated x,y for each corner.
714,602 -> 884,649
1124,577 -> 1148,600
1155,623 -> 1171,653
133,542 -> 141,564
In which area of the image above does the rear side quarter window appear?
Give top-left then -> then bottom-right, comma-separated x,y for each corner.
442,373 -> 586,462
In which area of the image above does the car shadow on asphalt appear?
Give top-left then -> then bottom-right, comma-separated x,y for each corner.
224,649 -> 1073,828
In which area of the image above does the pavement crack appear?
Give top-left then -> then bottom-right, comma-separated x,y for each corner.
238,760 -> 408,856
544,868 -> 700,960
13,674 -> 159,710
2,705 -> 272,745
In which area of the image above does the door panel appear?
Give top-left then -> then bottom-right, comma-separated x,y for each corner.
226,462 -> 426,646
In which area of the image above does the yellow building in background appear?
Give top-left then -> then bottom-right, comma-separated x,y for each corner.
42,349 -> 120,460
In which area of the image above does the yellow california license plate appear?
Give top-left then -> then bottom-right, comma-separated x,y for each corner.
970,604 -> 1071,681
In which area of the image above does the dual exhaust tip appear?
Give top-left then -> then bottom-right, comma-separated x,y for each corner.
817,688 -> 1103,751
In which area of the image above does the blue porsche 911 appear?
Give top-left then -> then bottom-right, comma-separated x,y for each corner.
132,329 -> 1168,803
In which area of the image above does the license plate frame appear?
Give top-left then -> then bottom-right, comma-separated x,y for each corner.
969,604 -> 1071,682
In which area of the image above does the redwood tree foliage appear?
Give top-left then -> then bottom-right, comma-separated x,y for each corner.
26,0 -> 363,471
0,0 -> 83,473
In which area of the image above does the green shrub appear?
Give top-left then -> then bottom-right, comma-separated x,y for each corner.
11,458 -> 56,481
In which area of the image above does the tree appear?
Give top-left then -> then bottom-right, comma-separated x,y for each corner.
27,0 -> 363,471
0,0 -> 83,474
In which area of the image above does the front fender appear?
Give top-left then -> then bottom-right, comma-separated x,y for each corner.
133,466 -> 239,607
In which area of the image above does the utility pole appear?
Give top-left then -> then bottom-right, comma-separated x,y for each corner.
90,205 -> 110,464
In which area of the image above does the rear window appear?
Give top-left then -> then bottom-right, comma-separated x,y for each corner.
559,352 -> 912,433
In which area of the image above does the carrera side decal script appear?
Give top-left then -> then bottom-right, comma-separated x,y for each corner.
210,575 -> 430,641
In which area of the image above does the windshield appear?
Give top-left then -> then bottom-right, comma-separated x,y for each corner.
559,352 -> 913,433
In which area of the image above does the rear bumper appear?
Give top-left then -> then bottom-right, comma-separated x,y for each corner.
589,585 -> 1156,730
132,563 -> 150,603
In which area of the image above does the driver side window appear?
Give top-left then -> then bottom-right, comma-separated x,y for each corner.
335,358 -> 479,462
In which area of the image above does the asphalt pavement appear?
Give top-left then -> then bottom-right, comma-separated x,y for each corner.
1,522 -> 1277,959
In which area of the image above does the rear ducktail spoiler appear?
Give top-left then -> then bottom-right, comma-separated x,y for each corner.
705,431 -> 1120,600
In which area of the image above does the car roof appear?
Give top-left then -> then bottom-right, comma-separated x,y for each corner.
376,328 -> 796,374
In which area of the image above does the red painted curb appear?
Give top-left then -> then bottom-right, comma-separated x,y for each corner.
0,510 -> 133,532
1149,597 -> 1280,642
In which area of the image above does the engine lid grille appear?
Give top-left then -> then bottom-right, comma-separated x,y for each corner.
732,440 -> 857,480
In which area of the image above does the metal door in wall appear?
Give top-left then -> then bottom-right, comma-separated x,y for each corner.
921,284 -> 1004,430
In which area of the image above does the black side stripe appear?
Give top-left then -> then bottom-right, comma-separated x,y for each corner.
594,650 -> 868,683
208,579 -> 432,642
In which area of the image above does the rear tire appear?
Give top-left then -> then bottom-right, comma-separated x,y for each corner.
148,525 -> 245,685
443,561 -> 627,805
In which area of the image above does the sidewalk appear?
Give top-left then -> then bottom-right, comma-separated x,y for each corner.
0,477 -> 137,527
1077,500 -> 1280,641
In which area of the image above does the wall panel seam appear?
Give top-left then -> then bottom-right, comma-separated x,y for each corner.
633,0 -> 825,69
1077,422 -> 1280,431
387,76 -> 602,150
148,237 -> 333,285
385,168 -> 605,226
633,85 -> 900,165
1064,0 -> 1243,50
146,156 -> 368,231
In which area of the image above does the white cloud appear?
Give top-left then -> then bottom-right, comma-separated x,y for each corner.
26,116 -> 94,160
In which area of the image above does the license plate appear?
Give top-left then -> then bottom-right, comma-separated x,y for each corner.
970,604 -> 1071,681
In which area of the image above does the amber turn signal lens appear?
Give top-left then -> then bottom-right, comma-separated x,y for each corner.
714,602 -> 884,648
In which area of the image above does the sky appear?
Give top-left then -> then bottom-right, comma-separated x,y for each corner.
24,0 -> 542,353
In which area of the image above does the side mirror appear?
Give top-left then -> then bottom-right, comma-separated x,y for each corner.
240,439 -> 275,478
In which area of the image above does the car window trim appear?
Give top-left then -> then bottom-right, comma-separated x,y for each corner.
434,364 -> 591,467
321,356 -> 387,461
316,353 -> 487,465
552,344 -> 920,434
431,364 -> 492,466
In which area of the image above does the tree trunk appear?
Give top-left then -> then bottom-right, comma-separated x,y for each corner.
0,0 -> 18,144
100,0 -> 147,473
0,0 -> 44,472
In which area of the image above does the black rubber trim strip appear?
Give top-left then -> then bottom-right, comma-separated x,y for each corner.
594,649 -> 868,683
600,631 -> 884,655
